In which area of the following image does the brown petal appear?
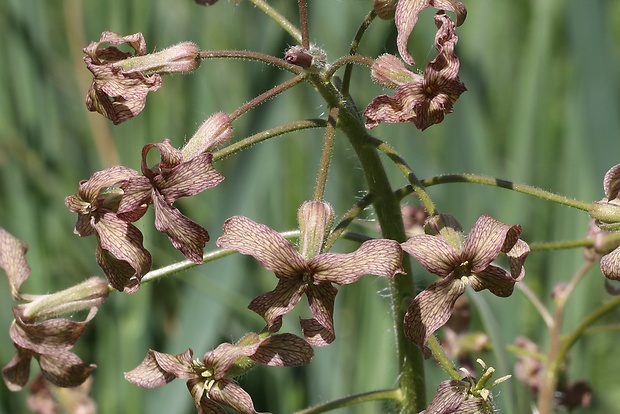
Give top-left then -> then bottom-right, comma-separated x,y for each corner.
310,239 -> 404,285
217,216 -> 307,279
404,276 -> 465,348
204,342 -> 262,379
604,164 -> 620,201
2,345 -> 33,391
422,379 -> 468,414
152,190 -> 209,263
469,265 -> 518,297
402,235 -> 461,277
363,82 -> 421,129
157,152 -> 224,201
124,349 -> 194,388
0,227 -> 31,299
505,238 -> 529,280
302,282 -> 338,346
37,351 -> 96,388
248,279 -> 305,333
250,334 -> 313,367
601,246 -> 620,280
462,215 -> 515,272
10,308 -> 97,354
395,0 -> 466,65
208,379 -> 267,414
84,32 -> 147,62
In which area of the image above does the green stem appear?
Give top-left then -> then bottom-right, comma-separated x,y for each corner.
421,174 -> 591,211
537,261 -> 593,414
199,50 -> 302,74
341,10 -> 377,97
293,388 -> 402,414
529,238 -> 592,251
213,119 -> 327,162
324,54 -> 375,84
306,74 -> 426,412
313,107 -> 338,201
426,336 -> 461,380
370,138 -> 437,216
229,74 -> 306,122
247,0 -> 302,43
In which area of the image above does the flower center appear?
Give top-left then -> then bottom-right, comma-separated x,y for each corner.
454,260 -> 471,278
302,271 -> 313,284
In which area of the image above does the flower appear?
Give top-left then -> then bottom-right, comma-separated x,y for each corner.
588,164 -> 620,280
421,379 -> 492,414
364,12 -> 466,130
216,201 -> 404,346
0,228 -> 108,391
401,214 -> 529,348
83,32 -> 162,124
394,0 -> 466,66
65,166 -> 152,293
125,333 -> 313,414
118,138 -> 225,263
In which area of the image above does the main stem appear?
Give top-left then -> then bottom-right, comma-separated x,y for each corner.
308,74 -> 426,412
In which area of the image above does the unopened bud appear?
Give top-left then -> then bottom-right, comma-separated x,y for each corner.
182,112 -> 233,160
114,42 -> 201,75
424,214 -> 464,251
298,201 -> 334,260
285,45 -> 328,73
589,201 -> 620,230
370,54 -> 421,89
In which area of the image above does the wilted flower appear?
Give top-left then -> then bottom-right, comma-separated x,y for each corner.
216,201 -> 404,346
0,228 -> 108,391
65,166 -> 152,293
118,138 -> 225,263
401,214 -> 529,348
394,0 -> 466,66
84,31 -> 201,124
364,13 -> 466,131
27,375 -> 96,414
125,333 -> 313,414
588,164 -> 620,280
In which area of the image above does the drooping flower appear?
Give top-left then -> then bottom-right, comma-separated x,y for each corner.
364,12 -> 466,130
125,333 -> 313,414
118,138 -> 225,263
216,201 -> 404,346
0,228 -> 108,391
394,0 -> 466,66
65,166 -> 152,293
83,32 -> 201,124
401,214 -> 529,349
588,164 -> 620,280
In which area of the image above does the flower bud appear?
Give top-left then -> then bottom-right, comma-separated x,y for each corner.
373,0 -> 397,20
19,277 -> 109,322
589,200 -> 620,229
285,45 -> 328,73
181,112 -> 233,160
298,201 -> 334,260
424,213 -> 464,251
370,54 -> 421,89
114,42 -> 201,75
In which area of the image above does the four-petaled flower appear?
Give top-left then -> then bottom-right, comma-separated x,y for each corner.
118,138 -> 225,263
364,12 -> 466,131
125,333 -> 313,414
216,201 -> 404,346
401,214 -> 529,349
421,379 -> 492,414
65,166 -> 152,293
0,228 -> 108,391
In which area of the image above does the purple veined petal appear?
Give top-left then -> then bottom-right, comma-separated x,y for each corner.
310,239 -> 404,285
187,378 -> 217,414
248,279 -> 306,333
401,234 -> 461,277
404,275 -> 465,348
204,341 -> 262,380
250,333 -> 313,367
217,216 -> 307,279
0,227 -> 31,299
423,379 -> 469,413
95,245 -> 141,294
604,164 -> 620,201
37,351 -> 96,388
462,215 -> 513,273
75,166 -> 142,205
208,378 -> 268,414
156,152 -> 224,202
363,82 -> 423,129
117,176 -> 152,215
395,0 -> 431,65
301,282 -> 338,346
601,246 -> 620,280
469,265 -> 518,298
125,349 -> 194,388
141,140 -> 184,176
506,238 -> 529,280
2,345 -> 33,391
151,191 -> 209,263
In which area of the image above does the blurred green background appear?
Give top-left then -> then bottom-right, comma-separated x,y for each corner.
1,0 -> 620,413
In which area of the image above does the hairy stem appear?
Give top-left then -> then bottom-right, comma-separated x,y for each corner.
248,0 -> 302,43
314,107 -> 338,201
293,388 -> 402,414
